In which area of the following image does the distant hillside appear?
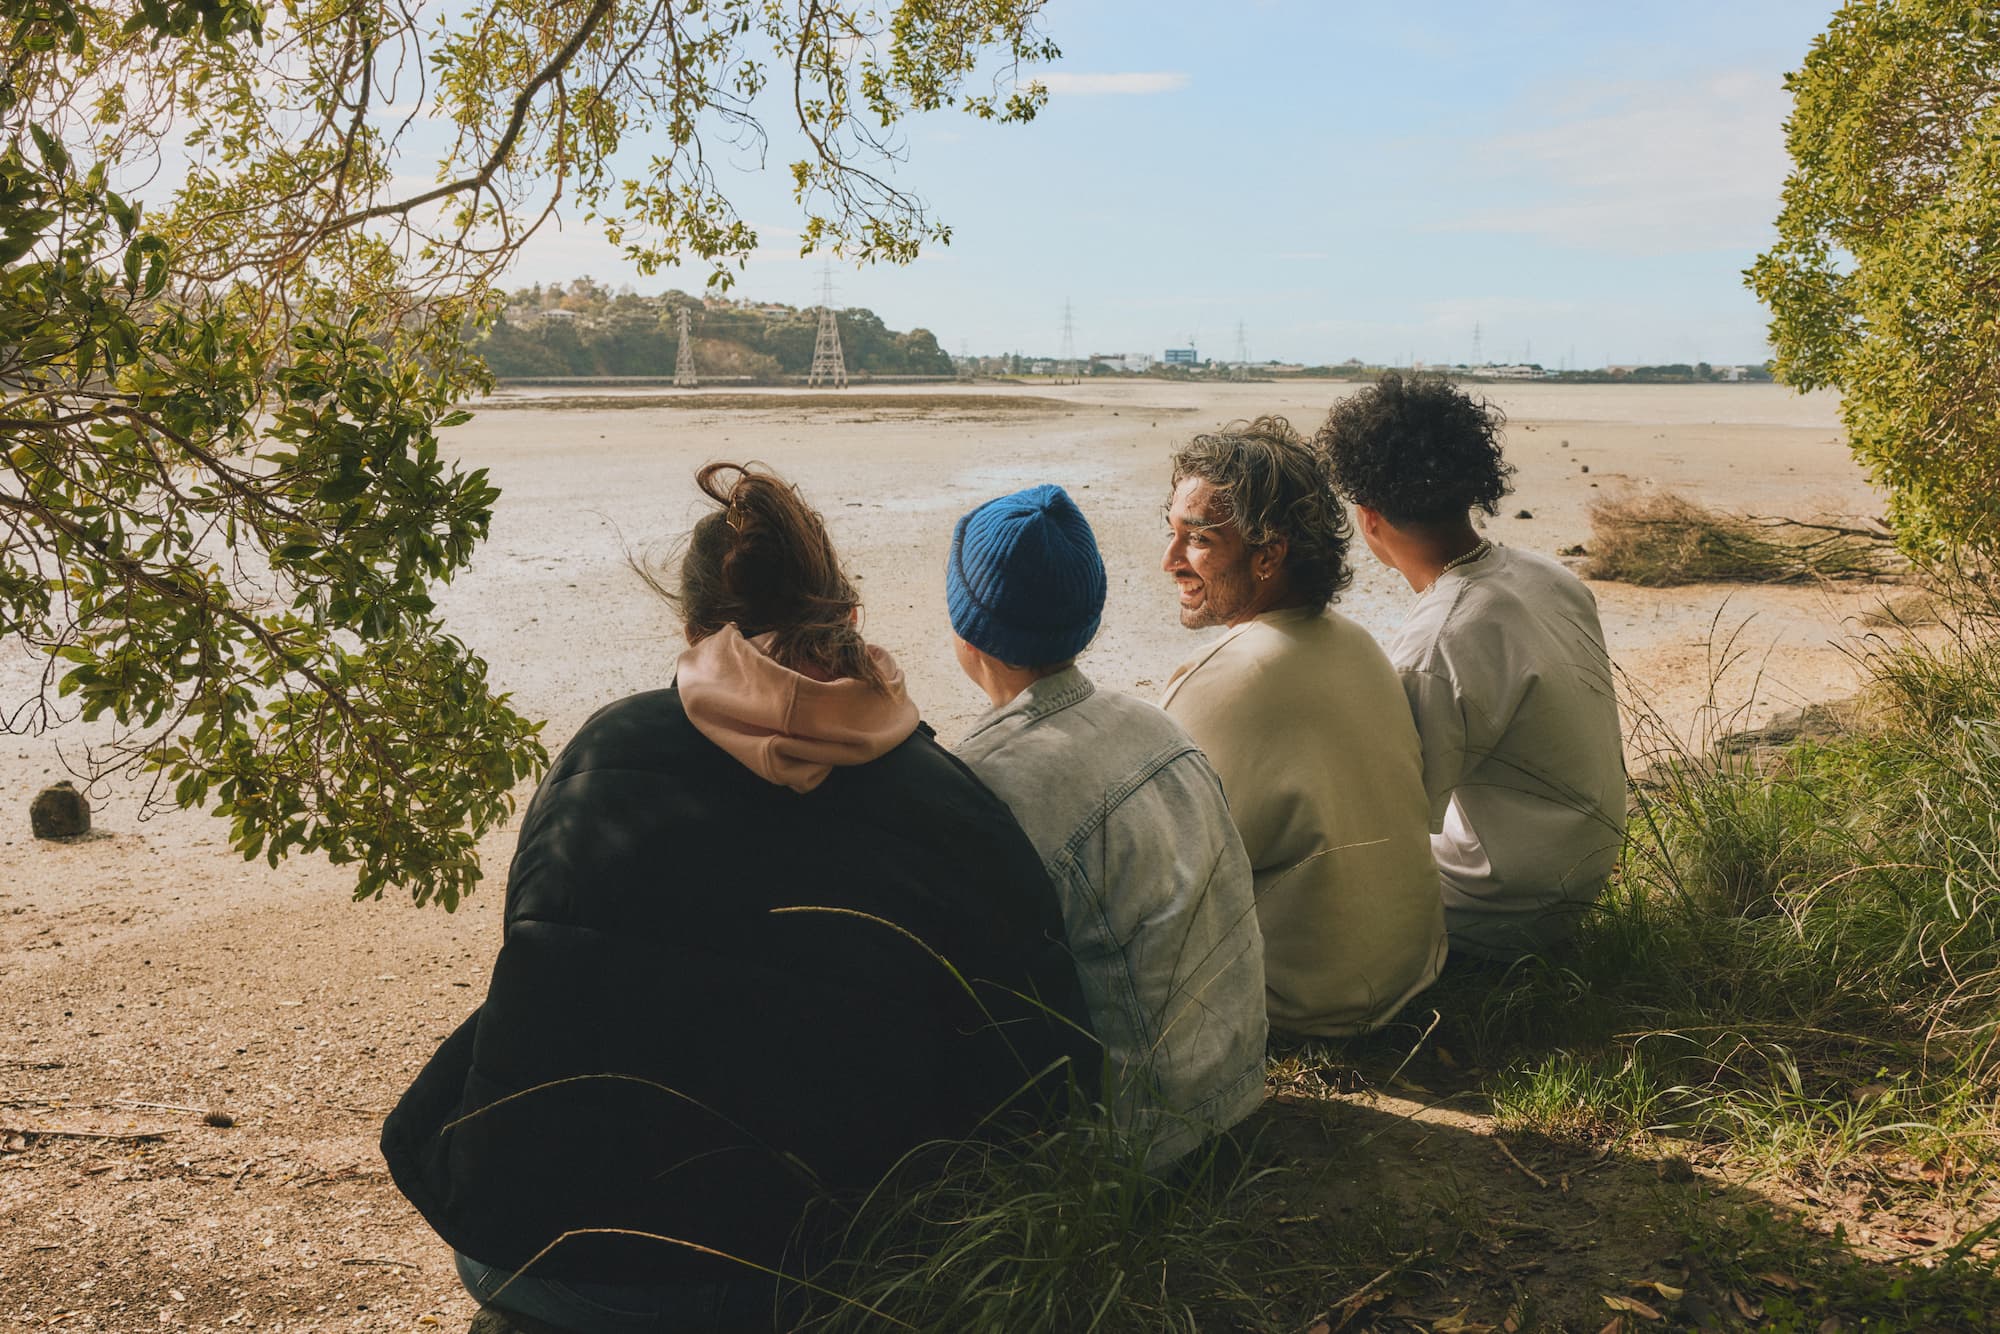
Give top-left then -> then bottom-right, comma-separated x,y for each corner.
477,279 -> 954,380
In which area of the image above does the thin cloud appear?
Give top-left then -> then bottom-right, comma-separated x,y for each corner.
1434,70 -> 1792,254
1422,297 -> 1583,326
1038,71 -> 1189,96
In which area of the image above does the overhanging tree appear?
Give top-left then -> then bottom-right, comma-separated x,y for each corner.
1749,0 -> 2000,559
1,0 -> 1057,907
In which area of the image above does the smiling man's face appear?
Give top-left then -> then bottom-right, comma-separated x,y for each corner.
1162,476 -> 1262,629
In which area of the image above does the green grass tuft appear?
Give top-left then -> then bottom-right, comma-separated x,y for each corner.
798,1120 -> 1309,1333
1490,1050 -> 1666,1146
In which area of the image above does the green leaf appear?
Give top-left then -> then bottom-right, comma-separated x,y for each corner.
28,125 -> 68,174
317,472 -> 371,504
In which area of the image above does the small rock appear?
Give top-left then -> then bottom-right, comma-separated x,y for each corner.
1559,544 -> 1588,557
1514,509 -> 1534,520
1560,440 -> 1570,447
1656,1154 -> 1697,1183
30,782 -> 89,839
1579,464 -> 1590,473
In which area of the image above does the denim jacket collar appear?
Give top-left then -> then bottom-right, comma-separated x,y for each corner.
961,663 -> 1095,743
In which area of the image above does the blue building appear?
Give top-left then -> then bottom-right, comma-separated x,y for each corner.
1163,347 -> 1198,365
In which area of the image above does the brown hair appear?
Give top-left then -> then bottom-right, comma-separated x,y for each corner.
1170,415 -> 1354,608
651,461 -> 885,689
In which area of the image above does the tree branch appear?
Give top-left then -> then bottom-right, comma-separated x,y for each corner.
320,0 -> 615,232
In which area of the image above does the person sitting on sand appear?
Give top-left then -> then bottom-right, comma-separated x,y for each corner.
1318,373 -> 1625,961
946,483 -> 1268,1167
1159,418 -> 1446,1038
381,462 -> 1096,1334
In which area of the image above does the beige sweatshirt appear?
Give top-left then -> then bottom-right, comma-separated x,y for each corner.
1162,606 -> 1446,1037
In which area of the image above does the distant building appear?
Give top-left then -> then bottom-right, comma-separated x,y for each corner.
1089,352 -> 1152,374
1716,365 -> 1748,382
1163,348 -> 1199,366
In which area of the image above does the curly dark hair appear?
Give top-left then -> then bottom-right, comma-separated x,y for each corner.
1170,415 -> 1353,608
1316,373 -> 1515,524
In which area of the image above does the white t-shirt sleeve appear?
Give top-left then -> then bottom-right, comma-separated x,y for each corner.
1400,667 -> 1466,833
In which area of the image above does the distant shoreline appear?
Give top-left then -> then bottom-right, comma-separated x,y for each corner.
489,372 -> 1783,391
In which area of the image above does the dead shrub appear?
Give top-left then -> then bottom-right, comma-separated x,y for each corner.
1583,491 -> 1900,587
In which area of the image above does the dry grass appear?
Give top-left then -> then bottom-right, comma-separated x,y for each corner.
1861,588 -> 1948,628
1583,490 -> 1901,587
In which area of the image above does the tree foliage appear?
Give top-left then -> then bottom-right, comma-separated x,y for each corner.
1749,0 -> 2000,558
477,281 -> 954,378
1,0 -> 1057,906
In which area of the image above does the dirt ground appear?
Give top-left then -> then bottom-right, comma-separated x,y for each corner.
0,381 -> 1919,1331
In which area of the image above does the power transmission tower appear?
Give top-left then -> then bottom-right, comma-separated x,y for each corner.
1472,321 -> 1483,367
1058,299 -> 1076,380
673,306 -> 698,387
808,262 -> 848,388
1233,321 -> 1249,365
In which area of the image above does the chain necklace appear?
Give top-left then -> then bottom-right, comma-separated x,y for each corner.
1424,539 -> 1493,593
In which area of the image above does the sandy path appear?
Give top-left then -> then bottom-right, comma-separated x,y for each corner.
0,382 -> 1894,1329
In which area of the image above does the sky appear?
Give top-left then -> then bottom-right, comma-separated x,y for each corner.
482,2 -> 1842,366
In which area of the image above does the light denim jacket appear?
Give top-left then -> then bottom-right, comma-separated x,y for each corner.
955,667 -> 1268,1166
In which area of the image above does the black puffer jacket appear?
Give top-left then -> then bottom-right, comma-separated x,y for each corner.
381,689 -> 1096,1284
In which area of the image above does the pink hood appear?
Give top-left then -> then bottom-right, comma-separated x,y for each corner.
676,625 -> 921,793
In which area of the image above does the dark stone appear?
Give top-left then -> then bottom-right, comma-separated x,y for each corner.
1579,464 -> 1590,473
1514,509 -> 1534,520
30,782 -> 89,839
1559,544 -> 1588,557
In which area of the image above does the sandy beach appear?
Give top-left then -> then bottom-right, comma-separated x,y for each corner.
435,378 -> 1876,741
0,380 -> 1901,1329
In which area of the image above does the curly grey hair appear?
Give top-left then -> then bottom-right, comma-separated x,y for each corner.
1169,415 -> 1354,608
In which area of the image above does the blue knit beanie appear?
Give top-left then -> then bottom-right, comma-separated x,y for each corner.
948,484 -> 1107,667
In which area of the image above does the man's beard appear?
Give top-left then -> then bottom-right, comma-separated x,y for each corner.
1177,564 -> 1256,629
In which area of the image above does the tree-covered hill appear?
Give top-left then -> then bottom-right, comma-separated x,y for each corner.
479,278 -> 955,379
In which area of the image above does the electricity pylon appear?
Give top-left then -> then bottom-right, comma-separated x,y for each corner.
808,262 -> 848,389
673,306 -> 698,387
